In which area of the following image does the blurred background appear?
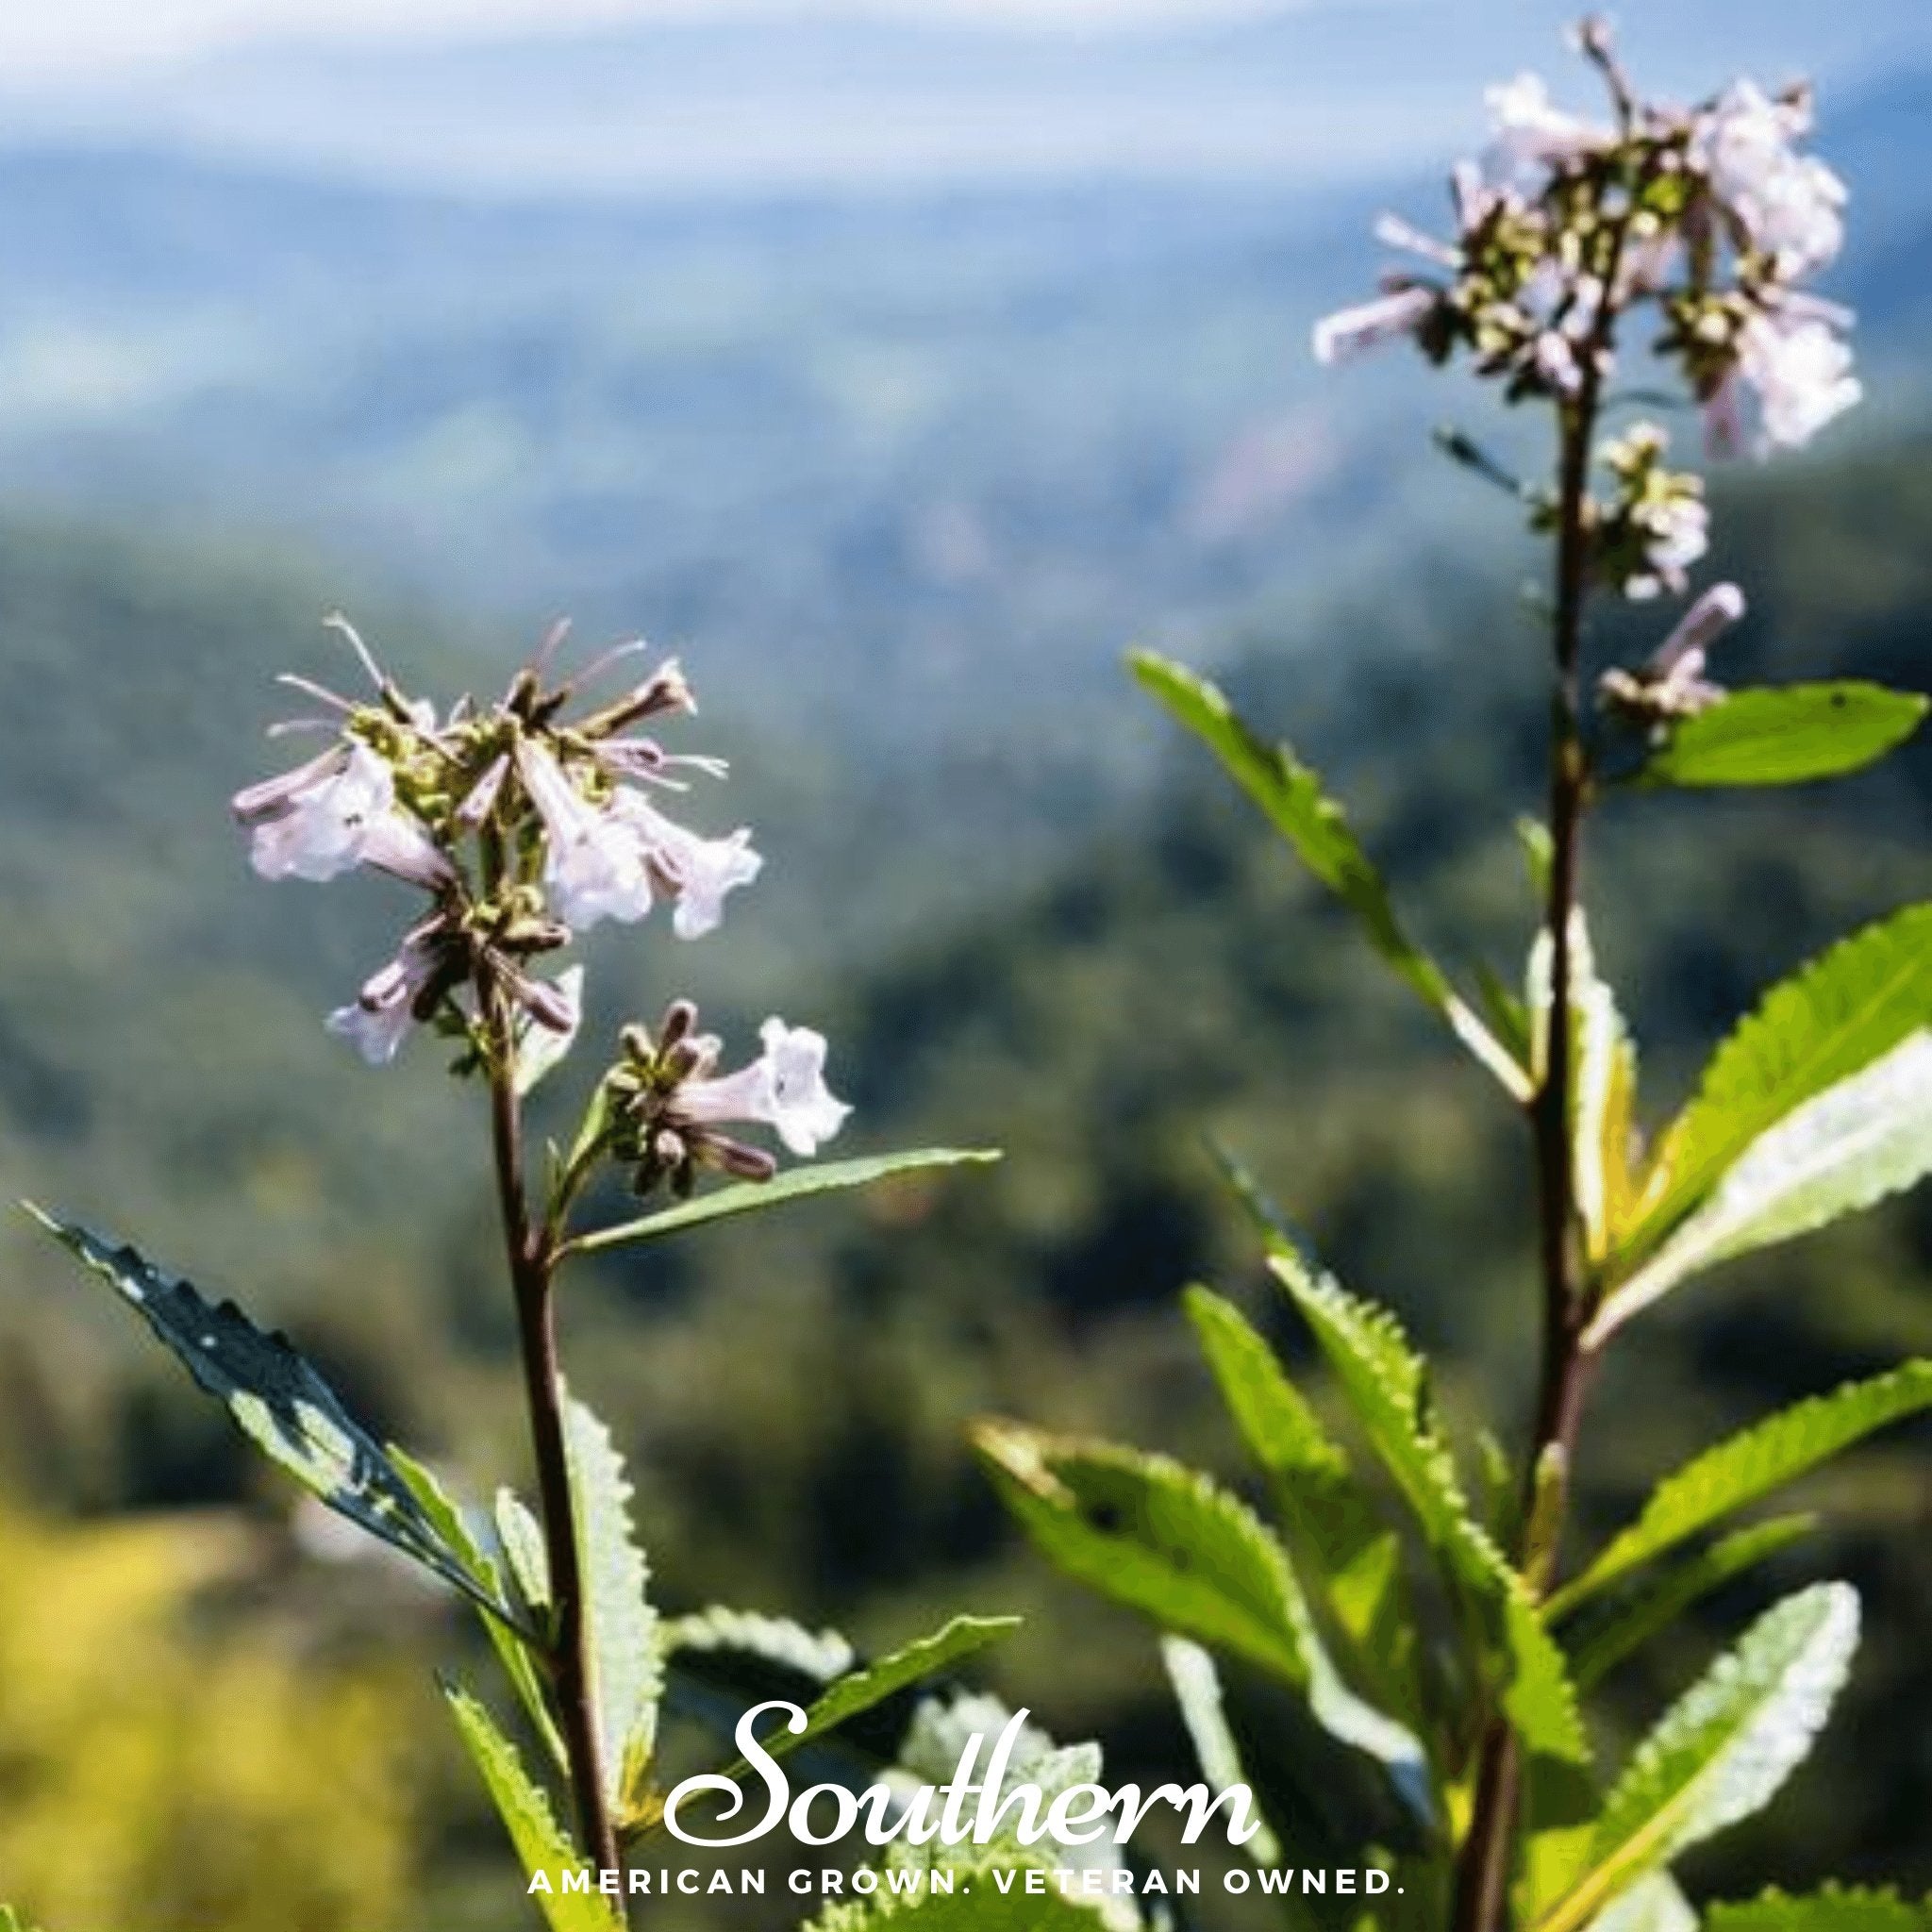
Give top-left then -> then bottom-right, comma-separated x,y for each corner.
0,2 -> 1926,1925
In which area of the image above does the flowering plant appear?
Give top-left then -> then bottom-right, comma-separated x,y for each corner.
25,621 -> 1005,1924
982,24 -> 1930,1932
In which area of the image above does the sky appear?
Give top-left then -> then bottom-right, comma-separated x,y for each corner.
0,0 -> 1287,79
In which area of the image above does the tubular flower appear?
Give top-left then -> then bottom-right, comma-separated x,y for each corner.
234,741 -> 446,887
680,1018 -> 852,1157
1600,580 -> 1746,723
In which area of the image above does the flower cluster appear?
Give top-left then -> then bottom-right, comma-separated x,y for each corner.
232,617 -> 845,1183
1599,580 -> 1745,724
1590,422 -> 1707,599
1314,23 -> 1859,463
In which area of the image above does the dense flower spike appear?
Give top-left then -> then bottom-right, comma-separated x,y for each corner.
1311,19 -> 1860,558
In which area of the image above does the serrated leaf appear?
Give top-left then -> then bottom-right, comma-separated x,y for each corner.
1160,1636 -> 1284,1869
1132,650 -> 1528,1100
566,1148 -> 1000,1257
1596,1035 -> 1932,1337
442,1684 -> 623,1932
744,1615 -> 1020,1774
1271,1252 -> 1588,1766
497,1488 -> 553,1614
1706,1887 -> 1932,1932
1567,1515 -> 1815,1690
1638,684 -> 1925,789
1183,1286 -> 1417,1717
393,1450 -> 562,1766
1536,1584 -> 1860,1932
974,1419 -> 1434,1814
804,1874 -> 1108,1931
1614,908 -> 1932,1278
666,1607 -> 857,1686
28,1208 -> 513,1623
563,1397 -> 661,1808
1549,1361 -> 1932,1617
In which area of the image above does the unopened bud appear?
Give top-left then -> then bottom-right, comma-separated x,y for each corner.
1652,581 -> 1745,675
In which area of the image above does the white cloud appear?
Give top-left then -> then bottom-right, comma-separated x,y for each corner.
0,0 -> 1290,83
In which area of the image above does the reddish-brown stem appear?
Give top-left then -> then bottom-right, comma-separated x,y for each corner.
485,991 -> 624,1884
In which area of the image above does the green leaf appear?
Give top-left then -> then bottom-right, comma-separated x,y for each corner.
804,1874 -> 1108,1931
392,1450 -> 563,1767
563,1396 -> 661,1808
1549,1361 -> 1932,1617
1594,1035 -> 1932,1338
974,1419 -> 1434,1814
751,1614 -> 1021,1772
28,1208 -> 515,1624
497,1488 -> 553,1615
1132,650 -> 1529,1099
1706,1888 -> 1932,1932
441,1684 -> 624,1932
1271,1252 -> 1588,1766
1160,1636 -> 1284,1869
1612,907 -> 1932,1277
1536,1584 -> 1860,1932
565,1149 -> 1000,1257
1585,1874 -> 1699,1932
1567,1515 -> 1816,1690
0,1909 -> 45,1932
665,1607 -> 857,1687
1638,684 -> 1925,789
1183,1286 -> 1417,1715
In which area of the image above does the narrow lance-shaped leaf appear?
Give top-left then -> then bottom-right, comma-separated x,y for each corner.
1536,1584 -> 1860,1932
565,1149 -> 1000,1257
1132,651 -> 1529,1099
392,1448 -> 564,1767
1183,1286 -> 1419,1719
27,1208 -> 517,1625
1637,684 -> 1926,790
1271,1252 -> 1589,1767
1548,1360 -> 1932,1617
1567,1515 -> 1816,1690
1595,1034 -> 1932,1339
1160,1636 -> 1285,1870
1706,1887 -> 1932,1932
563,1396 -> 662,1810
1614,906 -> 1932,1275
441,1684 -> 624,1932
974,1420 -> 1435,1816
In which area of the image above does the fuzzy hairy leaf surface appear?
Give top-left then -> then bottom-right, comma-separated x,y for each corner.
1271,1254 -> 1588,1765
1160,1636 -> 1285,1869
1551,1362 -> 1932,1616
1597,1035 -> 1932,1335
666,1607 -> 857,1687
30,1208 -> 513,1622
1638,684 -> 1925,789
568,1149 -> 1000,1256
1706,1888 -> 1932,1932
804,1875 -> 1107,1931
1537,1584 -> 1859,1932
1614,907 -> 1932,1277
442,1685 -> 624,1932
564,1397 -> 661,1807
974,1420 -> 1433,1807
1184,1286 -> 1417,1714
1132,651 -> 1526,1098
1567,1515 -> 1816,1690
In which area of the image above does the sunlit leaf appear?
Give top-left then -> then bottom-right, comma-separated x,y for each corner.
28,1208 -> 515,1624
565,1149 -> 1000,1257
1705,1887 -> 1932,1932
442,1684 -> 623,1932
1595,1035 -> 1932,1337
1271,1252 -> 1588,1766
1549,1362 -> 1932,1617
1638,684 -> 1925,789
1132,651 -> 1529,1099
1160,1636 -> 1284,1869
563,1396 -> 661,1807
1535,1584 -> 1860,1932
975,1419 -> 1435,1816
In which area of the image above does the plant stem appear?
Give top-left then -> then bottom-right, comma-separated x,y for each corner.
486,1001 -> 624,1881
1451,376 -> 1605,1932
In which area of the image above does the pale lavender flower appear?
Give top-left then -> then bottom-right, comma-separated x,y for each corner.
1311,286 -> 1439,366
1600,581 -> 1745,720
235,741 -> 446,887
1702,80 -> 1845,277
516,739 -> 654,930
1485,72 -> 1609,171
613,793 -> 762,940
326,926 -> 444,1066
1713,307 -> 1861,455
679,1018 -> 851,1157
